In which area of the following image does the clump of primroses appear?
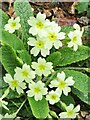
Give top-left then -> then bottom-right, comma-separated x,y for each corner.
3,12 -> 83,119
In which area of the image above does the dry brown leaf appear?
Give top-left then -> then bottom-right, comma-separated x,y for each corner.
56,16 -> 77,26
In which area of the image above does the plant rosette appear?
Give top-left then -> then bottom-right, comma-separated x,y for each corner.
0,1 -> 90,119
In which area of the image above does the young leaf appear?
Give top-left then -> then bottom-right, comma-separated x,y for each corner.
1,30 -> 25,51
46,51 -> 61,67
0,45 -> 22,76
0,9 -> 9,29
14,0 -> 33,48
58,46 -> 90,66
28,97 -> 49,119
17,50 -> 31,65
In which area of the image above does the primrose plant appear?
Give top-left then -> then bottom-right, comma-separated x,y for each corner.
0,0 -> 90,119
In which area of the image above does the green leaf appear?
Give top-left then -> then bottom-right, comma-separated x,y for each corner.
72,88 -> 90,105
58,46 -> 90,66
56,95 -> 75,111
0,45 -> 22,76
0,30 -> 25,51
76,2 -> 88,14
61,95 -> 75,106
46,51 -> 61,67
17,50 -> 31,65
61,26 -> 74,34
58,70 -> 90,105
0,9 -> 9,29
87,8 -> 90,18
28,97 -> 49,119
7,90 -> 20,99
14,0 -> 33,48
63,70 -> 89,93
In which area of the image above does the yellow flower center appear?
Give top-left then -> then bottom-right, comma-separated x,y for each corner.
67,110 -> 74,117
72,36 -> 77,43
51,95 -> 57,100
11,80 -> 18,87
58,81 -> 66,89
39,64 -> 46,70
48,33 -> 57,41
36,21 -> 44,29
11,22 -> 16,28
22,70 -> 29,77
34,87 -> 41,94
36,40 -> 44,48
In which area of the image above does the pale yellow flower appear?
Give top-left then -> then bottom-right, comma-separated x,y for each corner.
31,57 -> 53,76
59,104 -> 80,118
4,17 -> 21,33
27,81 -> 48,101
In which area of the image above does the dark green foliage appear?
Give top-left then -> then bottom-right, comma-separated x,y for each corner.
0,45 -> 22,76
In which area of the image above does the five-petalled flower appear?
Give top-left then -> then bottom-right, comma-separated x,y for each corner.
59,104 -> 80,118
28,12 -> 48,37
27,81 -> 48,101
3,74 -> 26,94
4,17 -> 21,33
31,57 -> 53,76
49,71 -> 75,96
15,64 -> 35,83
46,90 -> 60,105
68,23 -> 84,51
27,37 -> 50,57
44,22 -> 65,50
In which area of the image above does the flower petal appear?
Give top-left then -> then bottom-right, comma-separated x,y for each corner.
37,12 -> 46,21
74,105 -> 80,113
57,72 -> 65,81
66,104 -> 74,111
31,47 -> 40,56
73,44 -> 78,51
58,32 -> 65,39
68,41 -> 74,47
29,27 -> 38,36
41,48 -> 50,57
28,17 -> 36,26
59,112 -> 68,118
63,87 -> 71,96
73,23 -> 80,30
54,40 -> 62,49
65,77 -> 75,86
27,37 -> 36,46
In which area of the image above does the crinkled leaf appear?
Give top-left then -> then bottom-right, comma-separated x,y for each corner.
14,0 -> 33,48
28,97 -> 49,119
46,51 -> 61,66
0,45 -> 22,76
0,30 -> 25,51
58,46 -> 90,66
17,50 -> 31,65
0,9 -> 9,29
